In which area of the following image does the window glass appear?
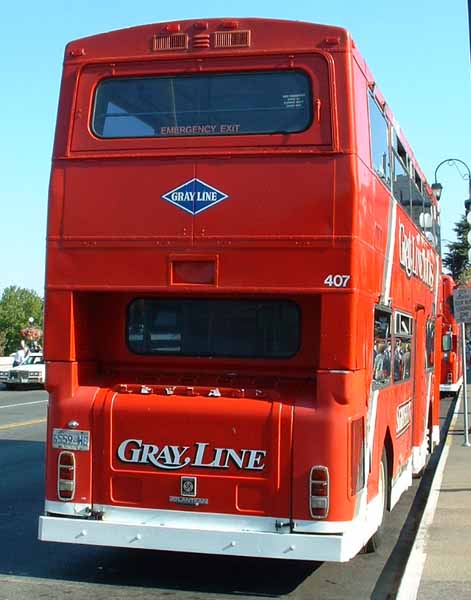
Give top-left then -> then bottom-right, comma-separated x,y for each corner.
393,154 -> 411,213
127,298 -> 300,358
442,333 -> 452,352
394,313 -> 413,382
93,71 -> 312,138
396,137 -> 409,166
411,175 -> 423,212
368,95 -> 391,184
426,320 -> 435,369
373,308 -> 392,386
21,355 -> 44,366
420,194 -> 435,245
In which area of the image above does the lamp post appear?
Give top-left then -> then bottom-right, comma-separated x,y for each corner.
433,158 -> 471,212
434,158 -> 471,446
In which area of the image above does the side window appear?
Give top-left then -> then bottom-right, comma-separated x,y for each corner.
368,94 -> 391,185
394,313 -> 413,382
373,307 -> 392,386
392,133 -> 411,214
420,192 -> 435,245
393,154 -> 411,213
411,169 -> 424,227
426,320 -> 435,369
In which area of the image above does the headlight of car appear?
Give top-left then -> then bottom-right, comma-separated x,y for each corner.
30,371 -> 40,376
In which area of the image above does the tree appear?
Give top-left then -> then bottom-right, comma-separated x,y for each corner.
0,331 -> 6,356
0,286 -> 43,355
443,214 -> 470,280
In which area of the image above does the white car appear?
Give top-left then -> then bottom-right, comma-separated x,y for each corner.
3,353 -> 45,389
0,355 -> 14,384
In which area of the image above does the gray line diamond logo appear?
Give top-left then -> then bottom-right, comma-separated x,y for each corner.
162,178 -> 229,215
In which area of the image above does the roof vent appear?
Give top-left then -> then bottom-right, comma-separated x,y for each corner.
213,30 -> 251,49
152,33 -> 188,51
193,33 -> 211,49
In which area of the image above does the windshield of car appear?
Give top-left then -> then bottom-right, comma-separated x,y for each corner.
22,355 -> 44,366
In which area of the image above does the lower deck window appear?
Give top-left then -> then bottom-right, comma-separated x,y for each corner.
426,320 -> 435,369
373,307 -> 392,386
394,313 -> 413,382
127,298 -> 300,358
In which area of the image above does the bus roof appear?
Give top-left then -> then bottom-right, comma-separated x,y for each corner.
64,18 -> 352,62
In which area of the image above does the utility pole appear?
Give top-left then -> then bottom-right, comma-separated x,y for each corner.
468,0 -> 471,65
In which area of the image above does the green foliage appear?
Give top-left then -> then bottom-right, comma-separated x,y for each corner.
457,266 -> 471,286
0,286 -> 43,355
443,214 -> 470,280
0,331 -> 6,356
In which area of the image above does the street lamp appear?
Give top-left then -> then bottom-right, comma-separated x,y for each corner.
433,158 -> 471,261
433,158 -> 471,212
431,182 -> 443,201
434,157 -> 471,447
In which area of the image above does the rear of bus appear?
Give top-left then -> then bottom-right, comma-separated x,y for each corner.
39,18 -> 371,562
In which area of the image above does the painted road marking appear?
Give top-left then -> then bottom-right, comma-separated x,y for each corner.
0,418 -> 46,430
0,399 -> 48,410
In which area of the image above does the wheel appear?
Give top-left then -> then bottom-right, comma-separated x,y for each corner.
364,449 -> 388,553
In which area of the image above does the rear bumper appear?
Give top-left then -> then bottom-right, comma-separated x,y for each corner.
39,496 -> 383,562
38,513 -> 354,561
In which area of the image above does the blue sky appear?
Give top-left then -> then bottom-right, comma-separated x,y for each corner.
1,0 -> 470,296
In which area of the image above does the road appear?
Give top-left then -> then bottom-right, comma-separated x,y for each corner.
0,387 -> 455,600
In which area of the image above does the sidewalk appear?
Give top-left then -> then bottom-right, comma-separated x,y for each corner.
400,386 -> 471,598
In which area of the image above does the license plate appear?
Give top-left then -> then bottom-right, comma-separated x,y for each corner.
52,428 -> 90,451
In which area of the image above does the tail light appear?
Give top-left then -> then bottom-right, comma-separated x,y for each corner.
310,466 -> 329,519
350,417 -> 365,495
57,451 -> 76,501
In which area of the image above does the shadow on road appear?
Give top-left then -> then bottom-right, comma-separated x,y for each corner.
0,439 -> 319,597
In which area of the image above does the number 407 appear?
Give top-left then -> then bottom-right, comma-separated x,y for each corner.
323,274 -> 351,288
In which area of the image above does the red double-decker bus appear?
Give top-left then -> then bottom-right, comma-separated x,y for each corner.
39,18 -> 442,562
440,274 -> 463,396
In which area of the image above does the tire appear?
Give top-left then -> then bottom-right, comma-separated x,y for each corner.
364,449 -> 388,553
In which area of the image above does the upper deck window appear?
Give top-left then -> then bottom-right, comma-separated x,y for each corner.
92,71 -> 312,138
368,94 -> 391,185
